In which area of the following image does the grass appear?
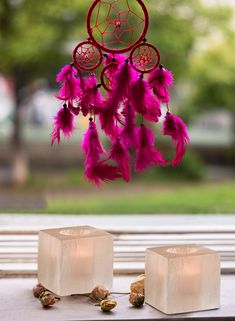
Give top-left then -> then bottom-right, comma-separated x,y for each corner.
45,182 -> 235,214
23,180 -> 235,214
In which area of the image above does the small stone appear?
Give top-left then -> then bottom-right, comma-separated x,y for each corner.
129,292 -> 145,307
100,299 -> 117,312
39,290 -> 57,308
33,283 -> 45,298
90,285 -> 110,301
130,274 -> 145,294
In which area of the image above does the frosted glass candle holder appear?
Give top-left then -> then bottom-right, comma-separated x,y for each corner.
145,244 -> 220,315
38,225 -> 113,296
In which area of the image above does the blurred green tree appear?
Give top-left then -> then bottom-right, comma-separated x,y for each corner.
147,0 -> 232,77
0,0 -> 87,184
0,0 -> 232,184
183,22 -> 235,158
188,38 -> 235,114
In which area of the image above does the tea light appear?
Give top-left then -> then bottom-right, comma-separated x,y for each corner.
38,225 -> 113,296
145,244 -> 220,314
167,246 -> 201,294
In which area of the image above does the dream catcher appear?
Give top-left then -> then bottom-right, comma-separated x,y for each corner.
52,0 -> 190,185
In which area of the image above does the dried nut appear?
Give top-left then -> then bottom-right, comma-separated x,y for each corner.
130,274 -> 145,294
33,283 -> 45,298
39,290 -> 56,308
129,292 -> 145,307
100,300 -> 117,312
90,285 -> 110,301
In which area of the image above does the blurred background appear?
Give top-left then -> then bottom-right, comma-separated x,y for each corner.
0,0 -> 235,214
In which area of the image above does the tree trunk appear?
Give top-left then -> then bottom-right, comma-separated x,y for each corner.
10,77 -> 29,186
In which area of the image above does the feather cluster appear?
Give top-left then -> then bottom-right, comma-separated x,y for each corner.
148,66 -> 174,103
79,74 -> 103,117
56,64 -> 80,102
108,138 -> 130,182
130,76 -> 161,122
99,60 -> 136,138
120,104 -> 138,148
52,52 -> 189,186
82,121 -> 121,185
51,105 -> 74,145
135,125 -> 165,172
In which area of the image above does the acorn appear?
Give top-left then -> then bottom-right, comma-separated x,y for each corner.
129,292 -> 145,307
39,290 -> 57,308
90,285 -> 110,301
33,283 -> 45,298
100,299 -> 117,312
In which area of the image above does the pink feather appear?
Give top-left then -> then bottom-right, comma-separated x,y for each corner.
99,111 -> 120,138
111,60 -> 135,100
144,93 -> 162,122
99,107 -> 124,139
135,124 -> 165,172
56,64 -> 74,82
130,76 -> 147,115
82,121 -> 121,185
163,112 -> 190,166
108,138 -> 130,182
100,60 -> 137,137
51,127 -> 60,146
120,104 -> 138,148
82,121 -> 106,164
56,64 -> 80,102
130,76 -> 161,122
148,65 -> 174,103
68,102 -> 80,115
51,105 -> 74,145
85,162 -> 121,186
104,53 -> 127,66
79,75 -> 103,117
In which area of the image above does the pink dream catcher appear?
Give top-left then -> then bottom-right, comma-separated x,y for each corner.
52,0 -> 190,186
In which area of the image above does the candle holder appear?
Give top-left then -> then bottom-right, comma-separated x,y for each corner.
38,225 -> 113,296
145,244 -> 220,315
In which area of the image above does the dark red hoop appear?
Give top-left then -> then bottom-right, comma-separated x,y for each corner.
100,62 -> 119,92
87,0 -> 149,54
72,41 -> 103,72
130,42 -> 160,73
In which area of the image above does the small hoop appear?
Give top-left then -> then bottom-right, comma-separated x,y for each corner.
130,42 -> 160,73
72,41 -> 103,72
100,62 -> 119,92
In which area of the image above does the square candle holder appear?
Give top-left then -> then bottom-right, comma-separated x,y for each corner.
145,244 -> 220,315
38,225 -> 113,296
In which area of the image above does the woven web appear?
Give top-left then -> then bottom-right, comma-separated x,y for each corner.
74,42 -> 102,70
89,0 -> 146,52
131,44 -> 159,72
